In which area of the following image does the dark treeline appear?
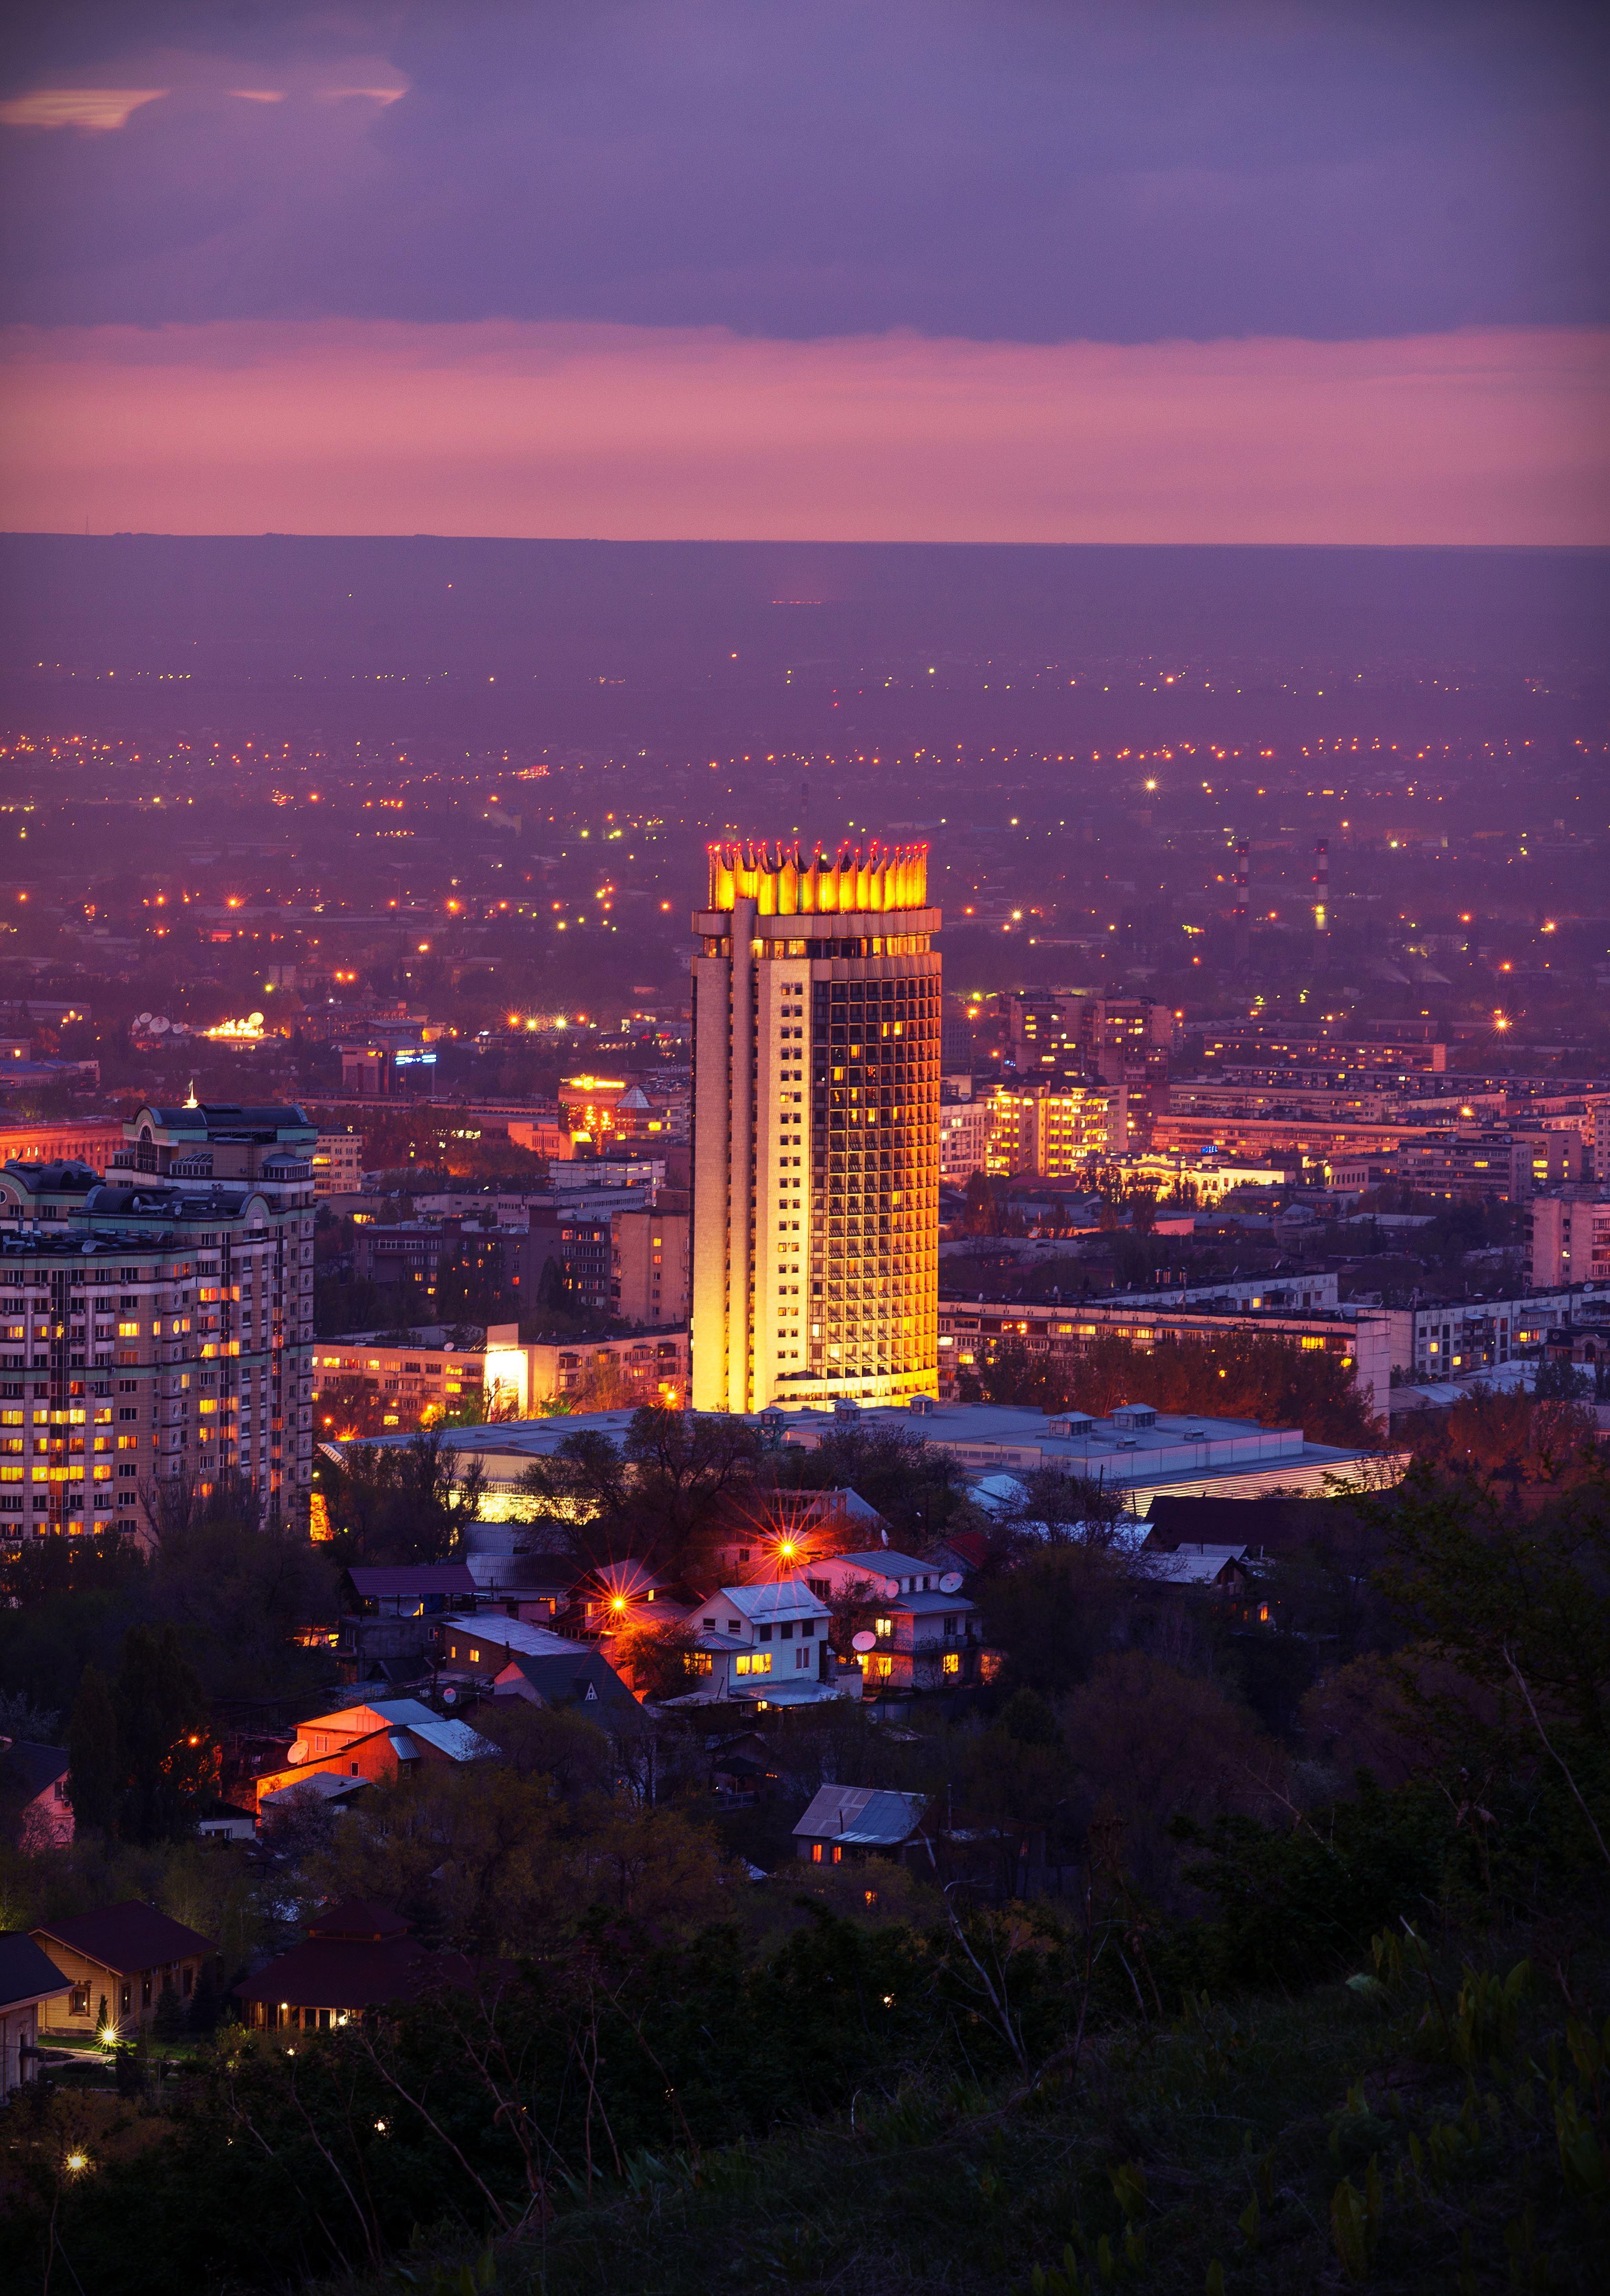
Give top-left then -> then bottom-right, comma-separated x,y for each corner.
2,1444 -> 1608,2292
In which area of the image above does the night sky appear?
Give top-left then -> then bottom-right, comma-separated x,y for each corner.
2,1 -> 1606,538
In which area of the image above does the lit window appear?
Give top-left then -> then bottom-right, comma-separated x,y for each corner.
874,1616 -> 892,1638
735,1652 -> 772,1677
942,1652 -> 960,1675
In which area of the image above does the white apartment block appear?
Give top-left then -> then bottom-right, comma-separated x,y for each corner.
0,1102 -> 317,1536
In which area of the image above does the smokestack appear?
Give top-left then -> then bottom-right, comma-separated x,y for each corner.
1232,840 -> 1250,969
1311,839 -> 1329,946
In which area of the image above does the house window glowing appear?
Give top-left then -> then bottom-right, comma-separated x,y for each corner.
942,1651 -> 960,1675
735,1652 -> 772,1677
873,1616 -> 893,1639
811,1842 -> 823,1863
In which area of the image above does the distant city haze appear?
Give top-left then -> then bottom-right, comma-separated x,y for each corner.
4,535 -> 1604,758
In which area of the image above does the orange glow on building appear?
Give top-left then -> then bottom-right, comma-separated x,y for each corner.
691,836 -> 940,1413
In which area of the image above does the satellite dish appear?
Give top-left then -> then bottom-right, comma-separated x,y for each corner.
150,1016 -> 170,1035
851,1629 -> 877,1653
881,1577 -> 901,1600
135,1011 -> 151,1028
286,1740 -> 309,1766
939,1571 -> 963,1594
440,1686 -> 458,1704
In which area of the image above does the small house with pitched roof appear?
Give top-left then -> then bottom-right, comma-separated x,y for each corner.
235,1901 -> 476,2035
251,1697 -> 496,1813
0,1934 -> 70,2092
31,1901 -> 214,2039
793,1785 -> 935,1869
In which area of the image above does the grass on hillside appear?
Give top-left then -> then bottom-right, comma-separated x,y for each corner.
348,1928 -> 1605,2296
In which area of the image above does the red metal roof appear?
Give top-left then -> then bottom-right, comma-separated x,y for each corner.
33,1900 -> 214,1974
235,1935 -> 475,2011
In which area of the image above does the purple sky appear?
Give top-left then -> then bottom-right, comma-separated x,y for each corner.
2,1 -> 1606,538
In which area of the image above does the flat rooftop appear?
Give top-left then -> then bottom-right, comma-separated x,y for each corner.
330,1398 -> 1390,1510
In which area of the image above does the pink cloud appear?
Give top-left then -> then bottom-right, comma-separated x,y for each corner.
1,319 -> 1604,542
0,89 -> 169,131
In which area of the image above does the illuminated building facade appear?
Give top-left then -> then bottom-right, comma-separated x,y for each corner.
983,1080 -> 1126,1178
691,841 -> 940,1411
0,1125 -> 316,1539
1005,991 -> 1174,1084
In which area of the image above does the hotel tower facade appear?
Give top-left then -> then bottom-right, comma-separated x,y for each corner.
690,840 -> 941,1413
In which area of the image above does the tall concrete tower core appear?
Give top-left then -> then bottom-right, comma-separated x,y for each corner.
690,839 -> 941,1413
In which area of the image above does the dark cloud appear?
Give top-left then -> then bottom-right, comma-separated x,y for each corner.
1,0 -> 1606,340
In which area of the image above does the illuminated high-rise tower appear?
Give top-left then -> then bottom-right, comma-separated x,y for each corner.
690,839 -> 940,1413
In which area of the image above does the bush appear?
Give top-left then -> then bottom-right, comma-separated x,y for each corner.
151,1980 -> 184,2044
1172,1772 -> 1454,1984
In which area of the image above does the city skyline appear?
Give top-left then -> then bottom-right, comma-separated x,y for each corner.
1,14 -> 1607,2291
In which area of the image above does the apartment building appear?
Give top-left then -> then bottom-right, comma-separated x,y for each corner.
1391,1290 -> 1569,1382
1531,1195 -> 1610,1289
490,1323 -> 696,1418
936,1293 -> 1391,1413
1191,1028 -> 1449,1074
1152,1111 -> 1411,1165
984,1079 -> 1125,1178
311,1333 -> 488,1427
311,1131 -> 364,1198
1395,1126 -> 1586,1204
520,1207 -> 613,1315
1005,991 -> 1175,1083
610,1201 -> 691,1325
939,1093 -> 993,1184
353,1221 -> 513,1305
0,1114 -> 316,1536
